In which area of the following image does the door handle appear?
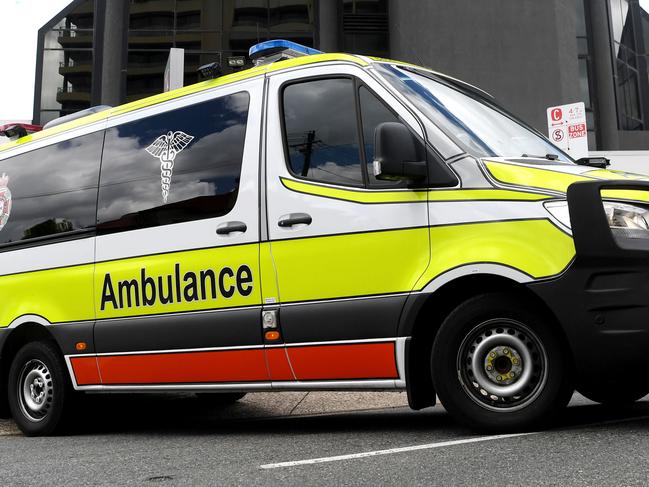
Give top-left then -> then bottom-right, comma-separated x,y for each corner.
278,213 -> 312,228
216,221 -> 247,235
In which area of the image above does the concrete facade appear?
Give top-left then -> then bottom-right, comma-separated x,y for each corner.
389,0 -> 581,139
33,0 -> 649,151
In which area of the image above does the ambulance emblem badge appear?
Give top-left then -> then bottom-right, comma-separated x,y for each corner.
0,173 -> 11,232
145,131 -> 195,203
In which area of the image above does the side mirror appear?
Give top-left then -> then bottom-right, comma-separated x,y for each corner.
373,122 -> 427,181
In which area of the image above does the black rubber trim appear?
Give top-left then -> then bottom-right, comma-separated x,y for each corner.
281,296 -> 406,343
94,307 -> 263,353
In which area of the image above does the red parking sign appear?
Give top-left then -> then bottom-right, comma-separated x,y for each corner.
547,102 -> 587,159
551,108 -> 563,122
568,123 -> 586,139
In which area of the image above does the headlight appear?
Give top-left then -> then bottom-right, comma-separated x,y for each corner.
543,200 -> 649,239
603,201 -> 649,239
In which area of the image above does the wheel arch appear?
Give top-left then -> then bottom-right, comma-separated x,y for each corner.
401,271 -> 574,410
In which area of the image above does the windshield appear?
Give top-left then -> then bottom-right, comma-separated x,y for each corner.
375,64 -> 573,163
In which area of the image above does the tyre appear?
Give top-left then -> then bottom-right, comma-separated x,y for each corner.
431,293 -> 573,432
578,386 -> 649,407
195,392 -> 247,406
8,341 -> 72,436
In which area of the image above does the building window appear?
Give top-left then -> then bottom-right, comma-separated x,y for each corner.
38,0 -> 95,123
341,0 -> 389,58
124,0 -> 315,104
609,0 -> 649,130
576,0 -> 597,149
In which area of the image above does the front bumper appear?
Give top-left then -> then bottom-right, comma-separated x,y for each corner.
528,180 -> 649,392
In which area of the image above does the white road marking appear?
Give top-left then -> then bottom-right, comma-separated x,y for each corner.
259,414 -> 649,470
259,433 -> 533,469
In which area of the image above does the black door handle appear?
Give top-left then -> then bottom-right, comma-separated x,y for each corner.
278,213 -> 312,228
216,221 -> 247,235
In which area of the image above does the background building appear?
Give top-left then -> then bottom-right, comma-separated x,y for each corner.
32,0 -> 649,151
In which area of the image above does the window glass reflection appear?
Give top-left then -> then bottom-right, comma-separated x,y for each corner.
358,86 -> 405,187
578,58 -> 592,110
610,0 -> 630,46
0,132 -> 103,245
608,0 -> 645,130
98,92 -> 250,232
283,78 -> 363,186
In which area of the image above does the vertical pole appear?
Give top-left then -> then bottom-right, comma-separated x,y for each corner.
100,0 -> 128,106
317,0 -> 340,51
301,130 -> 316,177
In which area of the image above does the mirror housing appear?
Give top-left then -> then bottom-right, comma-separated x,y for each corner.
373,122 -> 427,181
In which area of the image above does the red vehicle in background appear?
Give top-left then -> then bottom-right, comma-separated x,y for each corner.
0,123 -> 42,144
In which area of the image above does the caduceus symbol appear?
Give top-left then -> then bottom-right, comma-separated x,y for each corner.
145,131 -> 195,203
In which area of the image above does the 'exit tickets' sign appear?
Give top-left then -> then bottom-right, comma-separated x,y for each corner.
546,102 -> 588,159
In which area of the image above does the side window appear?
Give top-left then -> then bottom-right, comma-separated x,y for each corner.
282,78 -> 364,186
0,132 -> 102,246
358,85 -> 406,187
97,91 -> 250,233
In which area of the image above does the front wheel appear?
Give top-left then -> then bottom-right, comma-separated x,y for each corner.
8,341 -> 72,436
431,293 -> 573,432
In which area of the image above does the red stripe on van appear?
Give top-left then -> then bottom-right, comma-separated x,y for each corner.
70,357 -> 101,386
97,349 -> 269,384
286,342 -> 398,381
266,347 -> 295,381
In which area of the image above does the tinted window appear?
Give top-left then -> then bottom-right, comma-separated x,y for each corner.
0,132 -> 102,245
358,86 -> 405,187
282,78 -> 363,186
97,92 -> 249,233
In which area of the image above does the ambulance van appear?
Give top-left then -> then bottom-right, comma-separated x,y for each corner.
2,40 -> 649,436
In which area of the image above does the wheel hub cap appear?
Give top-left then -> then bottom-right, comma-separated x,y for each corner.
484,345 -> 523,386
457,319 -> 548,412
18,360 -> 53,422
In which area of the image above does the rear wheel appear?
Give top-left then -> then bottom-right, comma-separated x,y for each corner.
8,341 -> 72,436
431,293 -> 573,432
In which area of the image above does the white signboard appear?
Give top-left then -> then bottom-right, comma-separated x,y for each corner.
546,102 -> 588,160
164,48 -> 185,92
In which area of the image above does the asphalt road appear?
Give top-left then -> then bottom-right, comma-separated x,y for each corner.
1,393 -> 649,486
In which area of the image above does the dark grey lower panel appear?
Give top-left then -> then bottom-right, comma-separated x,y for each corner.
94,308 -> 262,353
49,322 -> 96,355
280,295 -> 406,343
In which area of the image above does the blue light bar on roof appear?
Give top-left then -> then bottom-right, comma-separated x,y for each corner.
249,39 -> 323,66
